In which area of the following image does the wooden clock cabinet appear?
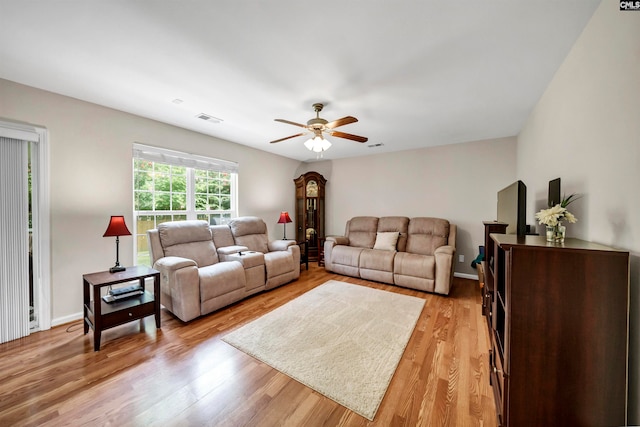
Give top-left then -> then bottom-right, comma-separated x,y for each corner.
294,171 -> 326,262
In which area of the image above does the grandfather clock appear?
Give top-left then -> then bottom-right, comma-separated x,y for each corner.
294,171 -> 326,262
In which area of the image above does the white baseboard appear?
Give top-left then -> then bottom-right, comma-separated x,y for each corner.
454,272 -> 479,280
52,312 -> 83,327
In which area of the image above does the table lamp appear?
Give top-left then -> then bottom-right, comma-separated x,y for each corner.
277,211 -> 292,240
103,215 -> 132,273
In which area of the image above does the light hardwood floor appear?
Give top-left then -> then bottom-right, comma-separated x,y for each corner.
0,265 -> 496,426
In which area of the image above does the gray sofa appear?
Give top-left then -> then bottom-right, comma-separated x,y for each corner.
324,216 -> 456,295
148,217 -> 300,322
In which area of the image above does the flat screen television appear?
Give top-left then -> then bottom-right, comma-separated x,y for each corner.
548,177 -> 561,207
497,180 -> 527,237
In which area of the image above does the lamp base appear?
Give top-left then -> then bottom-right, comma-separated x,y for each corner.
109,265 -> 126,273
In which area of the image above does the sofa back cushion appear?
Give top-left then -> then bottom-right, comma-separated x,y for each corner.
405,217 -> 450,256
211,224 -> 236,248
377,216 -> 410,252
229,216 -> 269,253
157,220 -> 219,267
346,216 -> 379,248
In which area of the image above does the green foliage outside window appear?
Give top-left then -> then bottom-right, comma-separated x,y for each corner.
194,170 -> 230,211
134,160 -> 187,211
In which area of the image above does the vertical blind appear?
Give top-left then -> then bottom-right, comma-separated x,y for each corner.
0,137 -> 30,343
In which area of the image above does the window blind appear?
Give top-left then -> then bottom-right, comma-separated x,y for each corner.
132,143 -> 239,174
0,137 -> 30,343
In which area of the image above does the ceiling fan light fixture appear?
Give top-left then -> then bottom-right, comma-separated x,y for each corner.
304,135 -> 331,153
319,137 -> 331,152
270,103 -> 367,149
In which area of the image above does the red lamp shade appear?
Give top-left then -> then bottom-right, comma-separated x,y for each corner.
277,211 -> 292,224
103,216 -> 132,237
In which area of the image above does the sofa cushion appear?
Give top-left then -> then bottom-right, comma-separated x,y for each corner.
378,216 -> 410,252
158,220 -> 219,267
360,248 -> 396,271
346,216 -> 379,248
229,217 -> 269,253
405,217 -> 450,256
211,224 -> 236,248
394,252 -> 435,280
199,261 -> 246,300
373,231 -> 399,251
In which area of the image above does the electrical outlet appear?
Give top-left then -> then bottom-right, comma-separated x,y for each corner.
459,254 -> 465,263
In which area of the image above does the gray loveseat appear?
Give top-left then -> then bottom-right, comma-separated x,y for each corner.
148,217 -> 300,322
324,216 -> 456,295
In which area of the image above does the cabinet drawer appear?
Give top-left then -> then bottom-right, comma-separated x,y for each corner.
493,341 -> 505,396
101,300 -> 155,329
490,334 -> 506,424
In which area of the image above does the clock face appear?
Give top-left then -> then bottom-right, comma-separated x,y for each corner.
306,180 -> 318,197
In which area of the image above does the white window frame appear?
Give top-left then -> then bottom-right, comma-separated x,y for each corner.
132,143 -> 239,266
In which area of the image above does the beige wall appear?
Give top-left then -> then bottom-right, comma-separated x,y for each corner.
517,1 -> 640,422
300,136 -> 518,277
0,78 -> 301,323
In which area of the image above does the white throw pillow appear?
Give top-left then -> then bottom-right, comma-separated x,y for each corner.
373,231 -> 399,251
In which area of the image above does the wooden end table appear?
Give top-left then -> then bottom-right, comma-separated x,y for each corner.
83,266 -> 160,351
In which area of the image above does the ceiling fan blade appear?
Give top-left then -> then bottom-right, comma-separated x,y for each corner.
270,133 -> 305,144
275,118 -> 308,128
325,116 -> 358,129
329,130 -> 368,143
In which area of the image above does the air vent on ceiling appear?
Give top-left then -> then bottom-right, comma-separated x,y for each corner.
195,113 -> 223,124
367,143 -> 384,148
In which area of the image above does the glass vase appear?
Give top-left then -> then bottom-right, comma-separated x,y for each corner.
546,223 -> 566,243
545,226 -> 555,242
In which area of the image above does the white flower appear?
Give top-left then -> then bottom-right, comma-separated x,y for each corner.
536,205 -> 561,226
536,203 -> 578,226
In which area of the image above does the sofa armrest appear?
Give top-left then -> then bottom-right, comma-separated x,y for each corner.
435,245 -> 455,257
434,245 -> 456,295
155,256 -> 197,271
268,239 -> 296,252
217,245 -> 249,256
323,237 -> 348,271
153,256 -> 201,322
326,235 -> 349,245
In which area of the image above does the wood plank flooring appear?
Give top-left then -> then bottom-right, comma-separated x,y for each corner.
0,265 -> 496,426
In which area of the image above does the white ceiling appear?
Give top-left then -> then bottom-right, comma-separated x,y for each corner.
0,1 -> 600,162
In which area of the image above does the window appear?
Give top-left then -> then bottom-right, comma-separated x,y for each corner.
132,144 -> 238,266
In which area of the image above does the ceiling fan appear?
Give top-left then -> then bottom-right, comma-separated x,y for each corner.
270,103 -> 368,152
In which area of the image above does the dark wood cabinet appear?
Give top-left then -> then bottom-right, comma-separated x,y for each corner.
488,234 -> 629,427
294,171 -> 326,262
482,221 -> 508,332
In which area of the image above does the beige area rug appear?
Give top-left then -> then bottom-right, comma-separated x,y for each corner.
222,280 -> 425,420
